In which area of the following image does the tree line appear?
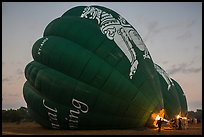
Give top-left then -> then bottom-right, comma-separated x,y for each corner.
2,107 -> 202,124
2,107 -> 33,123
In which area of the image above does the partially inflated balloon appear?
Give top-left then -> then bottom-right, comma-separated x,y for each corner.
23,5 -> 165,129
171,78 -> 188,116
154,64 -> 181,119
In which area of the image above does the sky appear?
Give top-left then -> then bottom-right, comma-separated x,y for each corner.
2,2 -> 202,112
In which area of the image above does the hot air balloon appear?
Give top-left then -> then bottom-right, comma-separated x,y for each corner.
154,64 -> 181,119
24,5 -> 188,130
171,78 -> 188,117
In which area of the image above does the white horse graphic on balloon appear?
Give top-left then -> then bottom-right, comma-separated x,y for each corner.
81,6 -> 151,79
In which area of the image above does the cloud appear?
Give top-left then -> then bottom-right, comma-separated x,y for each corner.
167,63 -> 201,75
16,68 -> 24,80
2,77 -> 11,82
16,68 -> 23,75
176,31 -> 192,41
143,21 -> 159,42
143,21 -> 180,42
8,93 -> 20,97
161,61 -> 168,65
2,75 -> 14,83
3,67 -> 24,83
194,45 -> 201,50
185,20 -> 196,28
143,19 -> 196,42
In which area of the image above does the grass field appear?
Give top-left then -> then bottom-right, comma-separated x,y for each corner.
2,121 -> 202,135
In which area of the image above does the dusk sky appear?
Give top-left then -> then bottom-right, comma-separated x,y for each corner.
2,2 -> 202,112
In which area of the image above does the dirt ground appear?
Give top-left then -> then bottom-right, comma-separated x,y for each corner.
2,121 -> 202,135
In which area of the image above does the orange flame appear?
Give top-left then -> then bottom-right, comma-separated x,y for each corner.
176,115 -> 181,119
151,109 -> 166,127
155,115 -> 161,120
176,112 -> 187,119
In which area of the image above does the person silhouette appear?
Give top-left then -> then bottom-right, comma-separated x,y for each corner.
156,118 -> 162,132
178,118 -> 182,130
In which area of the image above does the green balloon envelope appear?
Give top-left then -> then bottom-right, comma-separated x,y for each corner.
154,64 -> 188,119
171,78 -> 188,116
23,5 -> 166,129
154,64 -> 182,119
